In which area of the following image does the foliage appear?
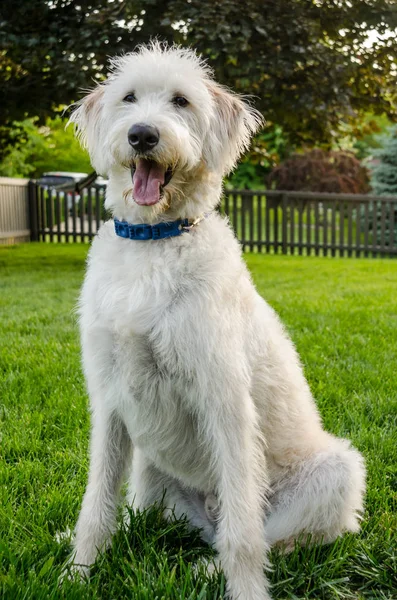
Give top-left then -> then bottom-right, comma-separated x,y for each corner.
0,116 -> 92,178
352,114 -> 393,160
335,113 -> 393,160
268,149 -> 370,194
361,127 -> 397,246
227,125 -> 292,189
1,0 -> 397,158
1,243 -> 396,599
370,127 -> 397,196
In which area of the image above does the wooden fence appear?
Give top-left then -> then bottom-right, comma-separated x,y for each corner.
0,177 -> 31,244
223,190 -> 397,257
28,182 -> 107,244
1,178 -> 396,257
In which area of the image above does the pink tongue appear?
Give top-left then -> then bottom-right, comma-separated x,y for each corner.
132,158 -> 166,206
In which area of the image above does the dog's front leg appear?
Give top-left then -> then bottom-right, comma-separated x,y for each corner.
70,408 -> 132,577
207,391 -> 270,600
65,323 -> 133,577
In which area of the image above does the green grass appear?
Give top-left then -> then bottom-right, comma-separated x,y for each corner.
0,243 -> 396,599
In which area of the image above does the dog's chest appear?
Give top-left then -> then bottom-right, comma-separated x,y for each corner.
89,240 -> 213,486
82,233 -> 220,490
91,237 -> 196,336
113,333 -> 212,488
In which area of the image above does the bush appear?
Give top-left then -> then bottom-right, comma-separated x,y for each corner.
267,149 -> 370,194
226,125 -> 292,190
0,116 -> 92,179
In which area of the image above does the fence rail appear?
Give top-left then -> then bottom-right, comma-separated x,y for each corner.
28,182 -> 107,243
223,190 -> 397,257
27,184 -> 397,257
1,178 -> 396,257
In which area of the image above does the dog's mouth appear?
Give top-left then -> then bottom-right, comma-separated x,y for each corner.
130,158 -> 173,206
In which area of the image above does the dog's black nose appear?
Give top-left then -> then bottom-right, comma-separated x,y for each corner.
128,124 -> 160,153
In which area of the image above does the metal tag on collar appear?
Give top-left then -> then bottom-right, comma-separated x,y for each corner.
180,215 -> 205,232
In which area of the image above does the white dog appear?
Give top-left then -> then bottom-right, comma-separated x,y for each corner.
69,43 -> 366,600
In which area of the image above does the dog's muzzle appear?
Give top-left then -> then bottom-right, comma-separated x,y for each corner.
127,123 -> 175,206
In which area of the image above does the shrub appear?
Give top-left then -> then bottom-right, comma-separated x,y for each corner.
0,116 -> 92,179
226,126 -> 292,190
267,148 -> 370,194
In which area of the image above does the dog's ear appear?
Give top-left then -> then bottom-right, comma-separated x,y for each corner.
204,81 -> 263,174
69,86 -> 106,174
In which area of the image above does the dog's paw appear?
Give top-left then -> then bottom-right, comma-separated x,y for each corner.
59,555 -> 90,586
192,555 -> 220,577
54,527 -> 73,545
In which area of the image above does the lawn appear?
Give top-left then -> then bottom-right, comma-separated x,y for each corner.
0,243 -> 396,600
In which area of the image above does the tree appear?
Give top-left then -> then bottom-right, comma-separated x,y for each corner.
370,127 -> 397,195
1,1 -> 397,149
268,149 -> 370,194
365,127 -> 397,246
333,113 -> 393,160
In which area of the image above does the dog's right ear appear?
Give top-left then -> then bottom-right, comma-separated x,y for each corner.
69,86 -> 106,174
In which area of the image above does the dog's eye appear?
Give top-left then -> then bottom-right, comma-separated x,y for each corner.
123,93 -> 137,103
173,96 -> 189,108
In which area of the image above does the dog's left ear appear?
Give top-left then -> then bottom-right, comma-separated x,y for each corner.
69,86 -> 106,174
204,81 -> 263,174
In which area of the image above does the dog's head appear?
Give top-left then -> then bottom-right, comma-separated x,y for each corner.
70,43 -> 262,218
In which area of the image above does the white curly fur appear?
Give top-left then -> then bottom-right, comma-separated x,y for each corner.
68,44 -> 366,600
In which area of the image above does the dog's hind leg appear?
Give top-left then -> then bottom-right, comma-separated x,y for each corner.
70,410 -> 132,577
265,437 -> 366,551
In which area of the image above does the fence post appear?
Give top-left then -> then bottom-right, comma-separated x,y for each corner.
282,193 -> 288,254
28,180 -> 39,241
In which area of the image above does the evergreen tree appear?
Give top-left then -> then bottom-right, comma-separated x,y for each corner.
365,128 -> 397,247
370,128 -> 397,195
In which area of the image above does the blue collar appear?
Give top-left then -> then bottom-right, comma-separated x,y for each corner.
114,215 -> 207,241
